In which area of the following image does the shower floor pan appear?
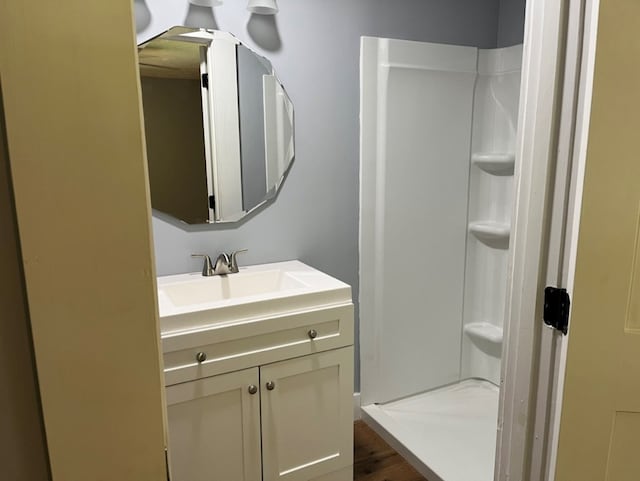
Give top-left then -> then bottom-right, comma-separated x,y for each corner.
361,379 -> 499,481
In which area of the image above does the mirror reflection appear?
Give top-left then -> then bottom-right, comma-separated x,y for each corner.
138,27 -> 294,224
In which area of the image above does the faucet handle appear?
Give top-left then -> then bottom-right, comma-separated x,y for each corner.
191,254 -> 214,276
213,252 -> 232,275
229,249 -> 248,273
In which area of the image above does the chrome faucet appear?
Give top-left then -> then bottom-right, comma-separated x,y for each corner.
191,249 -> 247,276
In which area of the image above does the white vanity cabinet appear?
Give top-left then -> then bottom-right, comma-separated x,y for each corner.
166,368 -> 262,481
260,347 -> 354,481
162,304 -> 354,481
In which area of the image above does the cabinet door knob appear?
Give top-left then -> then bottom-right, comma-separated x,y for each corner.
195,351 -> 207,363
266,381 -> 276,391
308,329 -> 318,339
248,385 -> 258,395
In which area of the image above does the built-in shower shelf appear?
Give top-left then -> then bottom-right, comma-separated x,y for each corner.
464,322 -> 503,344
469,221 -> 510,247
471,152 -> 515,175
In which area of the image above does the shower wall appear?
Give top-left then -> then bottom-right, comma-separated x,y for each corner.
360,37 -> 476,405
360,37 -> 522,405
462,45 -> 522,384
462,46 -> 523,383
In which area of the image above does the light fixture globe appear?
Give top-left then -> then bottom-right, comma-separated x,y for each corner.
189,0 -> 223,6
247,0 -> 278,15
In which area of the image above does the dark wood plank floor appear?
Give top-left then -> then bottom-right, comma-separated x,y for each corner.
354,421 -> 429,481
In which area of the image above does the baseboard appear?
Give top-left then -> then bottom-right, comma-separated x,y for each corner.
353,392 -> 361,420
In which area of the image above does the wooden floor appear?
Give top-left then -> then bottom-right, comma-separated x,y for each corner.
354,421 -> 429,481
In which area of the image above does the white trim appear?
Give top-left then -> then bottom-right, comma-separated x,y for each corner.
495,0 -> 571,478
353,392 -> 361,421
526,0 -> 590,477
498,0 -> 601,479
545,0 -> 600,479
358,36 -> 383,407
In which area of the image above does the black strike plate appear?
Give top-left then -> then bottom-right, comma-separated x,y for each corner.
543,286 -> 570,335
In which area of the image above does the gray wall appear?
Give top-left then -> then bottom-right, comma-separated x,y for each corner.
137,0 -> 504,389
497,0 -> 527,47
237,45 -> 269,212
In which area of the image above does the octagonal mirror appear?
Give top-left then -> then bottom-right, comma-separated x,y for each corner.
138,27 -> 294,224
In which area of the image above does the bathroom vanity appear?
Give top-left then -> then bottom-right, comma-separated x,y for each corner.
157,261 -> 354,481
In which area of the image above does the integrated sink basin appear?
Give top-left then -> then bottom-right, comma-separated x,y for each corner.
160,268 -> 307,307
157,260 -> 352,335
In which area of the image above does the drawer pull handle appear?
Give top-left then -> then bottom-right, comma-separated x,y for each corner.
195,352 -> 207,363
308,329 -> 318,339
248,385 -> 258,395
266,381 -> 276,391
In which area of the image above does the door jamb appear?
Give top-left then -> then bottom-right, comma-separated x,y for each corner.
496,0 -> 600,479
533,0 -> 600,479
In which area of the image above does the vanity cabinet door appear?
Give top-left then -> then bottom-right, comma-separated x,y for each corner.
260,347 -> 354,481
166,367 -> 262,481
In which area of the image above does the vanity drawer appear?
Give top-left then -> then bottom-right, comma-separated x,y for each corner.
162,304 -> 353,386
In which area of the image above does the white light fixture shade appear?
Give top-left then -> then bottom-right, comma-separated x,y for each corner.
247,0 -> 278,15
189,0 -> 223,7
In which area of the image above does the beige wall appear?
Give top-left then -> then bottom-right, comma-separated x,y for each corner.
555,0 -> 640,478
141,76 -> 209,223
0,84 -> 50,481
0,2 -> 167,481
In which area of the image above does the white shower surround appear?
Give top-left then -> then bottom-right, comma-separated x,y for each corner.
359,37 -> 478,405
359,37 -> 522,481
463,45 -> 523,384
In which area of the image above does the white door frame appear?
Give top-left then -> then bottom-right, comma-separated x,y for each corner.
495,0 -> 567,472
496,0 -> 600,479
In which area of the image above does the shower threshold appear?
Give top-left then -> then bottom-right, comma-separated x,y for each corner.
361,379 -> 499,481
